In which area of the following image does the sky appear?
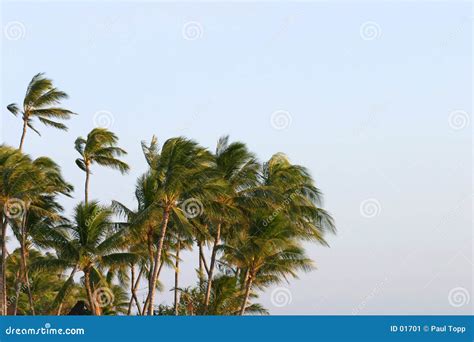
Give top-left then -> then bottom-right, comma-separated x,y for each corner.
1,0 -> 472,315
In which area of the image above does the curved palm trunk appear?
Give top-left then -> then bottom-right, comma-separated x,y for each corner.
127,265 -> 135,315
57,303 -> 63,316
0,218 -> 7,315
56,266 -> 77,315
142,294 -> 148,315
240,269 -> 249,291
239,276 -> 253,316
127,264 -> 143,315
19,212 -> 35,315
18,119 -> 28,151
173,240 -> 181,315
132,267 -> 143,315
20,243 -> 35,315
198,241 -> 204,284
204,222 -> 221,312
84,166 -> 90,204
142,260 -> 164,315
146,228 -> 154,311
84,268 -> 95,315
198,240 -> 209,287
147,208 -> 170,316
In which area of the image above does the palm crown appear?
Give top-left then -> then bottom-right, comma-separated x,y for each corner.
7,73 -> 75,151
36,201 -> 136,315
75,128 -> 129,203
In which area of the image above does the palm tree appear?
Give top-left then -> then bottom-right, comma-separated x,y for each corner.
113,170 -> 176,316
168,225 -> 193,315
112,137 -> 164,315
2,157 -> 72,315
0,145 -> 30,314
75,128 -> 129,203
2,124 -> 337,317
202,136 -> 259,312
7,249 -> 81,315
226,153 -> 336,315
222,213 -> 314,315
7,73 -> 75,151
10,156 -> 72,315
144,137 -> 217,315
0,146 -> 71,314
204,275 -> 268,315
35,201 -> 136,315
113,173 -> 160,315
91,268 -> 131,316
259,153 -> 336,244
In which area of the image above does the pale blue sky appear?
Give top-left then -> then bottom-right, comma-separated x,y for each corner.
1,0 -> 472,314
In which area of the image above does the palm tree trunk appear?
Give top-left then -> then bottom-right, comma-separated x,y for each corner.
198,241 -> 204,284
240,268 -> 249,291
146,228 -> 154,309
204,222 -> 221,312
0,218 -> 7,315
239,276 -> 253,316
142,295 -> 148,315
132,267 -> 143,315
18,119 -> 28,151
198,241 -> 209,285
57,302 -> 63,316
127,264 -> 136,315
57,266 -> 77,315
126,265 -> 144,315
142,260 -> 164,315
84,268 -> 95,315
147,208 -> 170,315
174,240 -> 181,315
19,233 -> 35,315
84,166 -> 90,204
12,276 -> 21,315
22,264 -> 34,315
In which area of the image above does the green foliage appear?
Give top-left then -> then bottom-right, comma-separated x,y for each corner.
158,275 -> 268,316
7,73 -> 75,149
1,74 -> 336,317
6,249 -> 80,315
75,128 -> 129,174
